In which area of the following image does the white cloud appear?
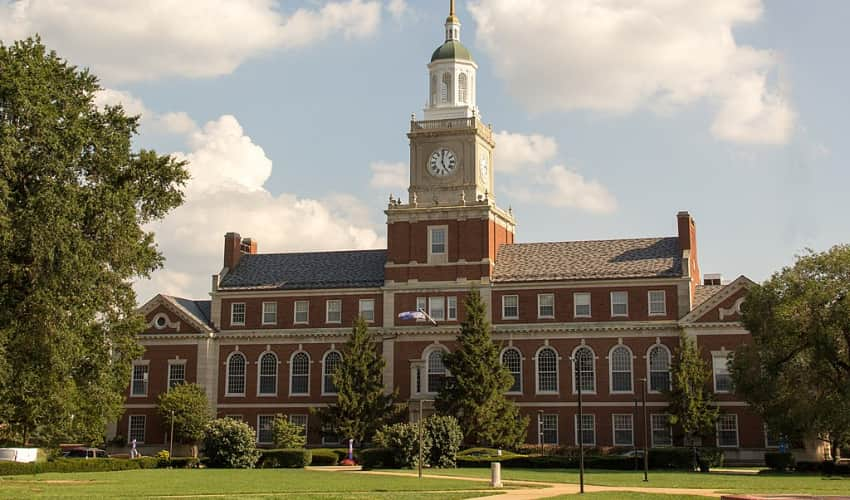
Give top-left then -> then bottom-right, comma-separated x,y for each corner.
386,0 -> 408,20
494,131 -> 558,173
369,161 -> 408,192
95,88 -> 199,136
469,0 -> 795,145
0,0 -> 381,83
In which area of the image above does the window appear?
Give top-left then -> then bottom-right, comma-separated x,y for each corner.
575,414 -> 596,446
430,227 -> 447,255
262,302 -> 277,325
458,72 -> 468,103
168,362 -> 186,390
765,425 -> 781,448
713,352 -> 733,393
416,297 -> 427,314
323,351 -> 342,394
294,300 -> 309,324
290,352 -> 310,395
131,363 -> 148,396
611,291 -> 628,317
573,347 -> 595,393
359,299 -> 375,322
717,414 -> 739,448
447,296 -> 458,320
441,72 -> 452,103
226,353 -> 246,396
574,293 -> 591,318
326,299 -> 342,324
501,348 -> 522,393
128,415 -> 146,443
648,345 -> 671,393
538,293 -> 554,318
290,415 -> 308,438
427,350 -> 447,393
231,302 -> 246,325
610,346 -> 633,393
541,414 -> 558,445
613,414 -> 634,446
258,352 -> 278,396
536,347 -> 558,393
429,297 -> 445,321
225,414 -> 243,422
651,414 -> 673,447
648,291 -> 666,316
257,415 -> 274,444
502,295 -> 519,319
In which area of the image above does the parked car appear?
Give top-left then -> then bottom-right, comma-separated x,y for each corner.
62,447 -> 109,459
619,449 -> 645,459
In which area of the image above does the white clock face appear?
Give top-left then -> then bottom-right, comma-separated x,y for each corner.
428,148 -> 457,177
480,155 -> 489,183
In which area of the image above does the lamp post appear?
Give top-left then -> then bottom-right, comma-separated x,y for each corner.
537,410 -> 544,456
169,410 -> 175,459
633,398 -> 639,470
575,354 -> 584,495
640,377 -> 649,482
418,399 -> 434,479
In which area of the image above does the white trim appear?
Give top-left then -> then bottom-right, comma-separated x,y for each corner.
358,298 -> 376,323
447,296 -> 458,321
256,351 -> 279,397
261,301 -> 278,325
427,225 -> 449,264
608,344 -> 634,394
167,359 -> 187,391
128,414 -> 146,444
716,413 -> 740,448
574,413 -> 596,446
289,350 -> 311,396
650,413 -> 673,447
256,414 -> 275,445
573,292 -> 592,318
293,300 -> 309,325
325,299 -> 342,324
428,296 -> 446,322
648,290 -> 667,316
537,293 -> 555,319
610,291 -> 629,318
423,345 -> 449,395
571,345 -> 597,395
230,302 -> 246,326
321,350 -> 342,396
224,351 -> 247,397
502,294 -> 519,320
500,346 -> 523,395
534,345 -> 559,395
540,413 -> 559,445
130,361 -> 149,398
646,344 -> 672,394
712,350 -> 734,394
612,413 -> 634,447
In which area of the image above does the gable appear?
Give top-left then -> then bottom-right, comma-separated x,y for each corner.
138,294 -> 213,335
693,287 -> 748,323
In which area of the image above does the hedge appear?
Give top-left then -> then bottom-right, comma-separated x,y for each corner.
0,457 -> 158,476
456,448 -> 719,471
764,452 -> 795,471
795,460 -> 822,472
821,461 -> 850,476
360,448 -> 398,469
257,449 -> 312,468
168,457 -> 200,469
309,449 -> 339,466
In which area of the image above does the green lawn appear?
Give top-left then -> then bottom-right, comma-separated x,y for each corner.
0,468 -> 499,499
422,467 -> 850,495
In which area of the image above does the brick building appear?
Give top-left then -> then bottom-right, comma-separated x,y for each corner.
121,3 -> 776,463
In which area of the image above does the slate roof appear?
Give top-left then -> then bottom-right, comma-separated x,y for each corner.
693,285 -> 724,308
172,296 -> 212,326
493,237 -> 682,282
219,249 -> 387,290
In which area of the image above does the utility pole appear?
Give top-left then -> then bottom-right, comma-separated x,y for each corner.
641,378 -> 649,482
537,410 -> 544,456
418,399 -> 434,479
576,354 -> 584,495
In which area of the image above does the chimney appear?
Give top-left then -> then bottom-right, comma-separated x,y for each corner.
703,273 -> 722,286
676,211 -> 701,301
223,232 -> 242,271
241,237 -> 258,255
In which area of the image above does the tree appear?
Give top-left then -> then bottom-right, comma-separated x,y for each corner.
316,317 -> 405,444
731,245 -> 850,457
157,384 -> 211,453
436,289 -> 528,448
271,414 -> 306,448
666,331 -> 718,467
0,38 -> 188,445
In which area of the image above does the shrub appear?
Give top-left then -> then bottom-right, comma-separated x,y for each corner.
425,415 -> 463,468
156,450 -> 171,468
648,447 -> 694,470
374,422 -> 429,468
821,460 -> 850,476
258,449 -> 311,468
203,418 -> 261,468
764,452 -> 795,471
0,457 -> 159,476
169,457 -> 200,469
310,449 -> 339,466
795,460 -> 822,472
697,447 -> 724,472
272,415 -> 306,449
360,448 -> 397,469
329,448 -> 353,462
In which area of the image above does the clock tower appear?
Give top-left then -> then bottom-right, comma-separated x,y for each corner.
385,0 -> 515,285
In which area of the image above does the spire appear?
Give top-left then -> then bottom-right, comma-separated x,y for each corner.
445,0 -> 460,41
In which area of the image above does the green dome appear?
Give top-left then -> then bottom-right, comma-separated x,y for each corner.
431,40 -> 473,62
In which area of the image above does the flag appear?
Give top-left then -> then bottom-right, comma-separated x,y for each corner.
398,311 -> 427,321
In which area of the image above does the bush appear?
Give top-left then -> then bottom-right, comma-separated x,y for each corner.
0,457 -> 159,476
425,415 -> 462,468
764,452 -> 795,471
360,448 -> 398,469
821,460 -> 850,476
257,448 -> 312,468
696,447 -> 724,472
272,415 -> 306,449
795,460 -> 822,472
203,418 -> 261,468
648,447 -> 694,470
156,450 -> 171,467
169,457 -> 200,469
309,448 -> 338,466
329,448 -> 353,462
374,422 -> 429,468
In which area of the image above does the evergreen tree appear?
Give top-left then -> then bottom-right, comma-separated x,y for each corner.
667,331 -> 718,454
436,289 -> 528,448
317,317 -> 405,444
0,38 -> 188,445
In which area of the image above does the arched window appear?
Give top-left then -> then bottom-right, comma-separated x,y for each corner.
226,352 -> 246,396
290,351 -> 310,395
609,346 -> 633,393
258,352 -> 278,396
649,345 -> 671,392
536,347 -> 558,393
573,346 -> 595,393
430,73 -> 438,106
501,348 -> 522,393
441,72 -> 452,104
427,350 -> 447,393
458,73 -> 468,104
323,351 -> 342,395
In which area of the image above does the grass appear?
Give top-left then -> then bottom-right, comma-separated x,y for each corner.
0,468 -> 499,499
421,467 -> 850,495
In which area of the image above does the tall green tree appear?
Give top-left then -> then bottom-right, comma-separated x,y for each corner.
731,245 -> 850,457
317,317 -> 405,444
0,38 -> 188,445
666,332 -> 718,456
436,289 -> 528,448
157,384 -> 211,451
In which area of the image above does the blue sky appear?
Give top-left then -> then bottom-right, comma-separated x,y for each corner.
1,0 -> 847,302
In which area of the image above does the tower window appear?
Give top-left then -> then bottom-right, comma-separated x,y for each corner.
458,73 -> 468,104
430,73 -> 437,106
442,72 -> 452,104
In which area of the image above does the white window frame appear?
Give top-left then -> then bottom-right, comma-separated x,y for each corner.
535,346 -> 559,394
575,414 -> 596,446
608,345 -> 634,394
712,351 -> 734,393
651,414 -> 673,447
610,291 -> 629,317
717,414 -> 739,448
537,293 -> 555,319
257,351 -> 278,397
358,299 -> 375,322
572,346 -> 596,395
416,297 -> 427,314
447,296 -> 458,321
500,347 -> 522,395
230,302 -> 246,326
225,414 -> 243,422
322,350 -> 342,396
128,415 -> 146,444
425,347 -> 448,394
294,300 -> 309,325
130,361 -> 149,397
289,414 -> 308,438
502,294 -> 519,320
289,351 -> 310,396
541,414 -> 559,445
225,352 -> 247,397
428,225 -> 448,264
647,344 -> 672,394
428,296 -> 446,321
257,414 -> 275,445
167,360 -> 187,391
764,424 -> 781,449
261,301 -> 277,325
325,299 -> 342,324
574,292 -> 591,318
648,290 -> 667,316
612,414 -> 634,447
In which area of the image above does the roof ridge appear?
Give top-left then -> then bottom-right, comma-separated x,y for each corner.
503,236 -> 677,246
242,248 -> 386,258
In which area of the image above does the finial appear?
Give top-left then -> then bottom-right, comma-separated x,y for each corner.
450,0 -> 455,17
